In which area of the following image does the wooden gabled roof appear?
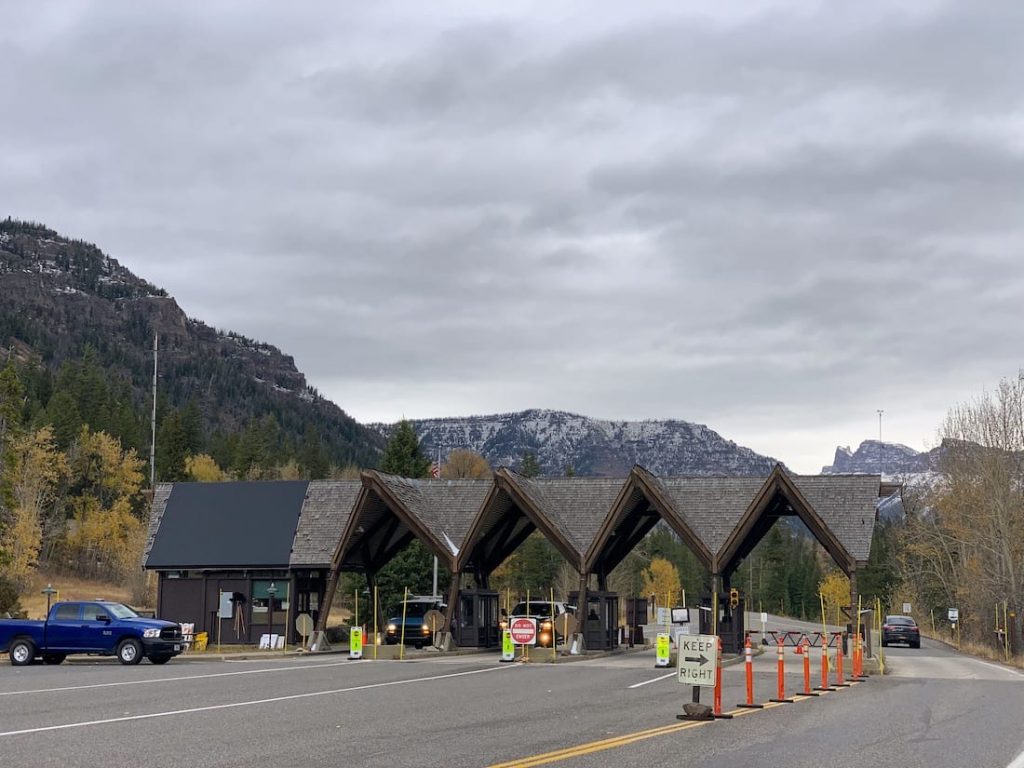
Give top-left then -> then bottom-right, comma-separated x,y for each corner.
290,480 -> 362,568
336,472 -> 491,573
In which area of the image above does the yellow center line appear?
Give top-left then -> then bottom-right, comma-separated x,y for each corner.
489,680 -> 860,767
487,719 -> 710,768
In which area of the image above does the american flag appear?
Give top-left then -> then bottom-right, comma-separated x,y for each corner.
430,461 -> 440,479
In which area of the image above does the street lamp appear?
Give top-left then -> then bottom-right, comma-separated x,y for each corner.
265,582 -> 277,650
41,584 -> 58,616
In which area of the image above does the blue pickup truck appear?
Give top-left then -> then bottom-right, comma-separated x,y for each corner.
0,600 -> 185,666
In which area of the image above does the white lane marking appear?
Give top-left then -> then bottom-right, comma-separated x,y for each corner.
0,665 -> 513,738
966,657 -> 1024,679
1007,747 -> 1024,768
0,659 -> 362,697
628,672 -> 676,689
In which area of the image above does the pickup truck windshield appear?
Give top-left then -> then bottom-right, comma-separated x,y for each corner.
105,603 -> 140,619
510,602 -> 560,616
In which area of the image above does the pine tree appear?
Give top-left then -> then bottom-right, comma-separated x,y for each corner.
380,420 -> 430,478
519,451 -> 541,478
372,420 -> 434,609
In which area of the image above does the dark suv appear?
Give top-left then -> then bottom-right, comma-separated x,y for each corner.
384,596 -> 446,649
882,615 -> 921,648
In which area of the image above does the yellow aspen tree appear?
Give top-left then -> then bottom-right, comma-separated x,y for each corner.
642,557 -> 682,604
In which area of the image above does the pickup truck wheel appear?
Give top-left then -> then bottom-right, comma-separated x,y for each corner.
9,638 -> 36,666
43,654 -> 66,665
149,654 -> 172,665
117,638 -> 143,665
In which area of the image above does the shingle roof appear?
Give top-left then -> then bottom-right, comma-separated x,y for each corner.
142,483 -> 173,567
146,470 -> 884,577
368,474 -> 492,563
789,475 -> 879,563
655,476 -> 767,558
290,481 -> 362,567
507,475 -> 625,561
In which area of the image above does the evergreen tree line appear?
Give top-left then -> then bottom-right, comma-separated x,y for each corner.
0,352 -> 377,615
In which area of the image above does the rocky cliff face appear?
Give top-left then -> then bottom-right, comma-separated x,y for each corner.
375,408 -> 780,477
0,219 -> 382,466
821,440 -> 940,477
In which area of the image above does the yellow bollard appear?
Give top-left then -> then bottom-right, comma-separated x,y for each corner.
550,587 -> 556,663
399,588 -> 409,661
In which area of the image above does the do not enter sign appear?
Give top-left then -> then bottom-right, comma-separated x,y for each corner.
509,617 -> 537,645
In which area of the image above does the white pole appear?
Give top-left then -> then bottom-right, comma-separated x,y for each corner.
877,410 -> 884,480
150,334 -> 158,488
432,447 -> 440,597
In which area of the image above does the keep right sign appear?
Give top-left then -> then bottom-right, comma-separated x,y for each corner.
676,633 -> 717,688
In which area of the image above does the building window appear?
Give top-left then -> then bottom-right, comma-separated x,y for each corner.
251,581 -> 290,623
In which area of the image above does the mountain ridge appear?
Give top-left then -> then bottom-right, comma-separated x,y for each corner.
0,218 -> 383,470
373,407 -> 782,477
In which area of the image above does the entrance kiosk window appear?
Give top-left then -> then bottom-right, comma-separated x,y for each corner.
570,591 -> 619,651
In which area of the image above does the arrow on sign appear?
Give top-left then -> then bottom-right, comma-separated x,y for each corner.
684,654 -> 709,665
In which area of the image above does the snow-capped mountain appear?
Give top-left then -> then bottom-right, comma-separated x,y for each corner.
373,409 -> 780,477
821,440 -> 941,478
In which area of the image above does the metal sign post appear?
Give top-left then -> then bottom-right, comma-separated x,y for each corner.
676,633 -> 719,721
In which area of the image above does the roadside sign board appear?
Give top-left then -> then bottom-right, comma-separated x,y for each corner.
676,633 -> 717,688
349,627 -> 363,659
510,617 -> 537,645
655,633 -> 671,667
760,612 -> 768,625
903,602 -> 912,614
501,629 -> 515,661
656,607 -> 671,625
948,608 -> 959,622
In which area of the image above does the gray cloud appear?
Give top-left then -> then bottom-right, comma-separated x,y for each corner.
2,0 -> 1024,471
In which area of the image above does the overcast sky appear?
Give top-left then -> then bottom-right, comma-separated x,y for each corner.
3,1 -> 1023,473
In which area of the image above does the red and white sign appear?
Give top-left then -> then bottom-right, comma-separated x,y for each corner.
509,617 -> 537,645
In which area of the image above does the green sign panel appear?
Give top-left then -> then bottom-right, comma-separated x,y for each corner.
349,627 -> 363,658
656,632 -> 671,666
501,628 -> 515,661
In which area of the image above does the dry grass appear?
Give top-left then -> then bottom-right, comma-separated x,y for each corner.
922,631 -> 1024,670
20,570 -> 136,619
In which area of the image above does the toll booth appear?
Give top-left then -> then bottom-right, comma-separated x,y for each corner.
454,590 -> 500,648
698,596 -> 745,654
625,597 -> 648,646
570,591 -> 619,651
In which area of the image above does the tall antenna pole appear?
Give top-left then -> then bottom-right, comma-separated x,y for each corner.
150,333 -> 158,488
877,409 -> 884,479
432,446 -> 440,598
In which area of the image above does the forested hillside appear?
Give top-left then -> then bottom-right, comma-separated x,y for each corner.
0,218 -> 383,477
0,218 -> 383,612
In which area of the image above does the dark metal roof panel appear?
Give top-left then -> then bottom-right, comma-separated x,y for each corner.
145,481 -> 309,569
290,480 -> 361,567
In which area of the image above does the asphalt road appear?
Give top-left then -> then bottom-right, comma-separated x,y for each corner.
1,636 -> 1022,768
